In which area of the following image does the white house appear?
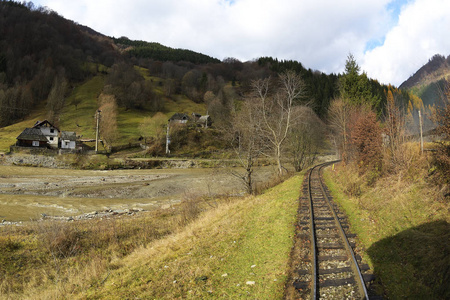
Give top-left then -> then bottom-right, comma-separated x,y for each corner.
33,120 -> 59,148
16,120 -> 78,150
60,131 -> 77,149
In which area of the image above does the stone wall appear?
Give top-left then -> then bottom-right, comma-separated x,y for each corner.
1,153 -> 69,168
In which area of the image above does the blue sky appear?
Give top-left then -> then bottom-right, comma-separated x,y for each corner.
32,0 -> 450,86
364,0 -> 410,53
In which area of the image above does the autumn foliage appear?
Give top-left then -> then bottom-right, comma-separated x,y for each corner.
349,107 -> 382,174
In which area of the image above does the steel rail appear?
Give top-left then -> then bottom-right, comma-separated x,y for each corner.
307,166 -> 318,299
317,162 -> 370,299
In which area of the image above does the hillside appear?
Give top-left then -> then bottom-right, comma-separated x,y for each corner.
1,0 -> 427,157
399,54 -> 450,107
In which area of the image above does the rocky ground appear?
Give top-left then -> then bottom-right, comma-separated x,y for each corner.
0,154 -> 277,223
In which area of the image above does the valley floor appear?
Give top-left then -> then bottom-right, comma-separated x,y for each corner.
0,164 -> 276,222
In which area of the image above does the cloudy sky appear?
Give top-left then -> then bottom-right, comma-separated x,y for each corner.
32,0 -> 450,86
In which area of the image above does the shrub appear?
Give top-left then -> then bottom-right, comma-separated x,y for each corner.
349,107 -> 383,178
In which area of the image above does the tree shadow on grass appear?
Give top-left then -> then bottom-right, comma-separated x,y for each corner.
367,220 -> 449,299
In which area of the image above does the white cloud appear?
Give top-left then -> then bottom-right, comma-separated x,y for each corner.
361,0 -> 450,86
33,0 -> 450,86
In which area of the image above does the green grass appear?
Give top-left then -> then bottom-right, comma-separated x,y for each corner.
59,75 -> 105,138
116,107 -> 153,144
164,94 -> 206,116
323,162 -> 449,299
79,174 -> 302,299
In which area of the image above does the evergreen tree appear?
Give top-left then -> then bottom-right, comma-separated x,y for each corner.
339,54 -> 380,110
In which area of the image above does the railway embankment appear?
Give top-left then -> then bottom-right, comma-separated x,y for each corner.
323,160 -> 449,299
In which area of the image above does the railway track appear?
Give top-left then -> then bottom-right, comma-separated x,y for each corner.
288,162 -> 378,299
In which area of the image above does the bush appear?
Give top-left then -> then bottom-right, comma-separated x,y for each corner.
349,107 -> 383,177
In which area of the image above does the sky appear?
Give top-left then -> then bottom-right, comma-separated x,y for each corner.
31,0 -> 450,87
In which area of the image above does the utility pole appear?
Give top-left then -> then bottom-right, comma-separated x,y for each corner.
418,110 -> 423,155
165,121 -> 170,155
95,109 -> 101,153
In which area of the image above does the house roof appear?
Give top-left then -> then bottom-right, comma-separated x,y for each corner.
169,113 -> 190,121
33,120 -> 59,131
61,131 -> 77,141
17,128 -> 48,142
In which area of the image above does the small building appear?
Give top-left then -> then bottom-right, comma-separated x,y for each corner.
191,113 -> 212,128
16,128 -> 48,147
60,131 -> 77,149
169,113 -> 190,124
197,115 -> 212,128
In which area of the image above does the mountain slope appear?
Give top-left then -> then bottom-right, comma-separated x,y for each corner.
399,54 -> 450,106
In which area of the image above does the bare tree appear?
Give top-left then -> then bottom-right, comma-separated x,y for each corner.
288,106 -> 325,171
252,70 -> 306,175
383,89 -> 411,171
98,93 -> 118,149
230,98 -> 267,194
328,98 -> 352,163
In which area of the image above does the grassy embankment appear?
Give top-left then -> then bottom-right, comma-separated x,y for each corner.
0,173 -> 303,299
324,146 -> 449,299
0,67 -> 207,153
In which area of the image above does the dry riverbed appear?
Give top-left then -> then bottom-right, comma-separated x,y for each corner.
0,164 -> 276,223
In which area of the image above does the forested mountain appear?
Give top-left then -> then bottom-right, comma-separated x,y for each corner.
399,54 -> 449,107
0,0 -> 119,126
0,0 -> 421,133
113,37 -> 221,64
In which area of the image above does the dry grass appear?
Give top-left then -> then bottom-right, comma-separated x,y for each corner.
0,206 -> 183,299
0,173 -> 302,299
79,174 -> 301,299
324,145 -> 450,298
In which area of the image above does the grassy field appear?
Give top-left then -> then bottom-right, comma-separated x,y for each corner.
324,155 -> 449,299
0,172 -> 302,299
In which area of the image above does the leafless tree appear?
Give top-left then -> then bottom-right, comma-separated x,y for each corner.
230,98 -> 267,194
328,97 -> 352,163
383,89 -> 412,171
98,93 -> 118,148
252,70 -> 306,175
288,106 -> 325,171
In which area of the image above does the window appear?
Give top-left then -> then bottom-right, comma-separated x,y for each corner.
50,137 -> 54,141
50,129 -> 54,133
65,142 -> 69,146
32,141 -> 39,147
